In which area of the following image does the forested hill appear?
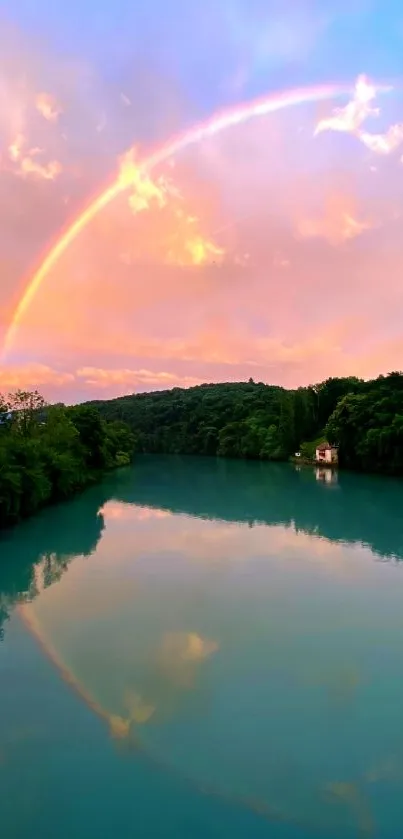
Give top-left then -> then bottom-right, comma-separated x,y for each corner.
88,372 -> 403,475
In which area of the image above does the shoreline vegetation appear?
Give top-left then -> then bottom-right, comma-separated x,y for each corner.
88,371 -> 403,474
0,391 -> 135,529
1,370 -> 402,529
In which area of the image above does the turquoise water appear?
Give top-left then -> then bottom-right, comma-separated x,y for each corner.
1,456 -> 403,837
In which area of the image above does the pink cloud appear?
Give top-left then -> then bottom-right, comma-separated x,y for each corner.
35,92 -> 63,123
0,363 -> 203,400
1,27 -> 403,401
75,366 -> 202,389
0,363 -> 74,391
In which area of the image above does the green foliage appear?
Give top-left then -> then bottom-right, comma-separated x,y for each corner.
102,419 -> 137,469
312,377 -> 363,430
299,438 -> 326,460
68,405 -> 107,470
89,373 -> 403,476
0,392 -> 135,529
89,381 -> 289,461
325,372 -> 403,474
2,369 -> 402,531
86,380 -> 326,461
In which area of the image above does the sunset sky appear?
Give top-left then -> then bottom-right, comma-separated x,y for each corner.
1,0 -> 403,402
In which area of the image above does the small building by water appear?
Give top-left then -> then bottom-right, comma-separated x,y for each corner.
315,441 -> 338,465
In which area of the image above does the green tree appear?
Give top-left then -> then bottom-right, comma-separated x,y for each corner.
7,390 -> 46,437
69,405 -> 107,470
326,374 -> 403,474
0,391 -> 135,530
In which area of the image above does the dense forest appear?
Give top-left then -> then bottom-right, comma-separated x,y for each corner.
1,371 -> 402,531
0,390 -> 135,529
88,372 -> 403,474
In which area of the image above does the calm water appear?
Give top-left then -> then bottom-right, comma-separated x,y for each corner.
1,457 -> 403,838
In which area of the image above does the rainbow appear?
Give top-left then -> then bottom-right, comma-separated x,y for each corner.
18,603 -> 115,729
3,82 -> 351,356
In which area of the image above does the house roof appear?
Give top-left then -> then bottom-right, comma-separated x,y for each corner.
316,441 -> 336,451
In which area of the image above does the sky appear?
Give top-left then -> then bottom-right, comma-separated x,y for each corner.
1,0 -> 403,402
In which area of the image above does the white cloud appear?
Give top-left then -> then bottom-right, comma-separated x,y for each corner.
314,74 -> 403,163
359,123 -> 403,155
314,74 -> 378,136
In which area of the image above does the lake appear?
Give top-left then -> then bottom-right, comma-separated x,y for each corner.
1,456 -> 403,838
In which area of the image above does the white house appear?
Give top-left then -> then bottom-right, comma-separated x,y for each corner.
315,441 -> 338,464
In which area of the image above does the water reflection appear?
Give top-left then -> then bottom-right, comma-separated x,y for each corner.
109,456 -> 403,561
2,457 -> 403,835
2,455 -> 403,639
0,485 -> 107,637
315,466 -> 338,485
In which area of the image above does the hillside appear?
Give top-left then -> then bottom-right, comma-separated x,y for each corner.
87,372 -> 403,474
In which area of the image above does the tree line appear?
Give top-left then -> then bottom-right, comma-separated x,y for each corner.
2,370 -> 402,530
0,390 -> 135,529
88,371 -> 403,475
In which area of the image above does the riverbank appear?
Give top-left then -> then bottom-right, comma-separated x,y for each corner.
3,367 -> 403,531
88,373 -> 403,477
290,456 -> 338,468
0,395 -> 134,531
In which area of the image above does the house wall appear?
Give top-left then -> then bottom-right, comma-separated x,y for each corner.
315,447 -> 338,464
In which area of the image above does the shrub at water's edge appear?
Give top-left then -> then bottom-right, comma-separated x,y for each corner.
0,391 -> 135,529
